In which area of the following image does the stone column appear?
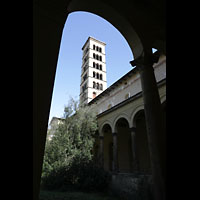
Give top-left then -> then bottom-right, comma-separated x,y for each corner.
112,132 -> 118,172
130,127 -> 139,172
99,136 -> 104,167
33,3 -> 67,200
130,50 -> 165,200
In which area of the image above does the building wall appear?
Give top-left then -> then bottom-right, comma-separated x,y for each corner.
97,83 -> 166,134
95,82 -> 166,173
92,55 -> 166,115
87,53 -> 166,174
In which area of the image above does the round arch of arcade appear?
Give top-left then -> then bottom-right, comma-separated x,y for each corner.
98,104 -> 148,173
130,105 -> 145,127
99,120 -> 114,136
113,113 -> 131,133
98,105 -> 146,134
97,94 -> 166,174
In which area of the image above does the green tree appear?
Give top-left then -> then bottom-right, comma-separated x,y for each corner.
41,98 -> 101,190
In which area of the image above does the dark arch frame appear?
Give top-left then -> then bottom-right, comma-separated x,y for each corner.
67,0 -> 144,59
34,1 -> 166,199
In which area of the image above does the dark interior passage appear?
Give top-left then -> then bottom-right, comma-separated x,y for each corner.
116,118 -> 132,173
102,124 -> 113,171
135,110 -> 151,174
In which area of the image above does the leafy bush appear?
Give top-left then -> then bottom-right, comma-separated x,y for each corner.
41,155 -> 111,192
66,156 -> 111,192
41,98 -> 111,192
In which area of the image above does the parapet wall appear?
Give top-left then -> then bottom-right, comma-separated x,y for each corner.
109,173 -> 153,200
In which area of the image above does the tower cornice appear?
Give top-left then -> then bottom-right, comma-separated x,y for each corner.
82,36 -> 106,50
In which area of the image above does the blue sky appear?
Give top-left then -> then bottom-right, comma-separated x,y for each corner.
48,11 -> 134,123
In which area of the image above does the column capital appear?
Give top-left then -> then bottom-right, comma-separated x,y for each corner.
130,51 -> 160,70
112,132 -> 117,136
130,127 -> 136,132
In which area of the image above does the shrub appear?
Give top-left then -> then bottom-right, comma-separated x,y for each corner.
70,157 -> 111,192
41,98 -> 105,191
41,156 -> 111,192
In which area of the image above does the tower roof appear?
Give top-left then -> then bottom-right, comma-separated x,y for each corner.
82,36 -> 106,50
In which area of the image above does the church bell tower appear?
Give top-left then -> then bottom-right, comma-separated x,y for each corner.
80,37 -> 107,105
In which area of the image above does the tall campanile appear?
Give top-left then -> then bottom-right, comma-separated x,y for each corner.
80,37 -> 107,105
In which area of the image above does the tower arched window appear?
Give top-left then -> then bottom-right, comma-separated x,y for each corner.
96,54 -> 99,60
100,56 -> 102,61
93,81 -> 96,88
99,47 -> 102,53
100,84 -> 103,90
93,53 -> 95,58
100,64 -> 102,70
96,63 -> 99,69
97,73 -> 99,79
93,62 -> 95,68
93,71 -> 95,78
93,45 -> 95,50
100,74 -> 102,80
97,83 -> 99,89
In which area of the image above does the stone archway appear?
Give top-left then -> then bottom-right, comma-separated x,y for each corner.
102,123 -> 113,171
115,117 -> 132,173
133,109 -> 151,174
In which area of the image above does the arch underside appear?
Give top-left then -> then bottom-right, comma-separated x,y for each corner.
67,0 -> 143,59
66,0 -> 166,55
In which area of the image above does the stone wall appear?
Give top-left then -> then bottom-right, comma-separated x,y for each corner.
109,173 -> 153,200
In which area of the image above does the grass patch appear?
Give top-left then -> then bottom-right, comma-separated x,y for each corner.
39,190 -> 118,200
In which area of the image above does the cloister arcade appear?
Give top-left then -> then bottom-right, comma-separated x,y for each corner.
96,87 -> 166,176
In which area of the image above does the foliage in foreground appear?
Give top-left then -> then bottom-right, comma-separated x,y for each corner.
41,98 -> 111,192
41,157 -> 111,192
